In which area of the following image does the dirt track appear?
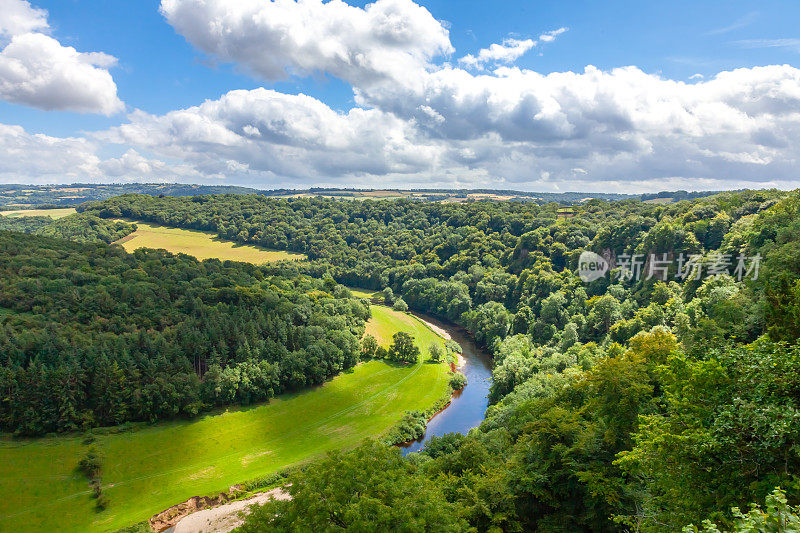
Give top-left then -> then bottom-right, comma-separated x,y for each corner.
171,487 -> 289,533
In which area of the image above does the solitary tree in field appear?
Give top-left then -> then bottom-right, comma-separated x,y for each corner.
387,332 -> 419,364
361,334 -> 378,359
392,298 -> 408,312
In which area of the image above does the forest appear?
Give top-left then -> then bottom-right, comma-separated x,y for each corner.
76,189 -> 800,531
0,232 -> 368,435
0,212 -> 136,243
2,188 -> 800,530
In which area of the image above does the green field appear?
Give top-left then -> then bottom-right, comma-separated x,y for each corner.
0,306 -> 449,532
0,207 -> 77,219
114,221 -> 305,264
367,306 -> 442,350
347,286 -> 381,300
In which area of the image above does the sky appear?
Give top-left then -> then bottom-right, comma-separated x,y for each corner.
1,0 -> 799,193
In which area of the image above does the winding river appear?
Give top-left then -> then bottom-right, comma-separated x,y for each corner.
400,314 -> 493,455
162,312 -> 491,532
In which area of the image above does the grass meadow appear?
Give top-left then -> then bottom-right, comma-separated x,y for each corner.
113,221 -> 305,264
0,207 -> 77,219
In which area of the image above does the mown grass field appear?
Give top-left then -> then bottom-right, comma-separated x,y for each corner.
0,207 -> 77,219
0,306 -> 449,532
113,221 -> 305,264
367,305 -> 443,352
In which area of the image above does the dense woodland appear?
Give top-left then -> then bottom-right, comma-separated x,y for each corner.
0,232 -> 368,435
3,189 -> 800,530
0,213 -> 136,243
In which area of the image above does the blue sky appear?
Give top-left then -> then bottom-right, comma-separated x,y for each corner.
1,0 -> 799,191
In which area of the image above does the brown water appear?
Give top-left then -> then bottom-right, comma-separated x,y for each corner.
400,315 -> 492,455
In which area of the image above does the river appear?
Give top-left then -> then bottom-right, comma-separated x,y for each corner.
400,314 -> 493,455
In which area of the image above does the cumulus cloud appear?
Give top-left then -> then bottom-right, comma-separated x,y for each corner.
80,62 -> 800,192
155,0 -> 800,190
98,149 -> 202,179
160,0 -> 452,87
0,122 -> 101,182
0,0 -> 47,37
362,64 -> 800,144
0,0 -> 123,114
98,88 -> 443,181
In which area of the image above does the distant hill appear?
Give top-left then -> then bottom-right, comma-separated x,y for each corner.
0,183 -> 261,207
0,183 -> 732,208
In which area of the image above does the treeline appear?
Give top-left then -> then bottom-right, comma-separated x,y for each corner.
0,183 -> 265,207
0,212 -> 136,244
89,190 -> 791,349
0,232 -> 368,435
81,190 -> 773,282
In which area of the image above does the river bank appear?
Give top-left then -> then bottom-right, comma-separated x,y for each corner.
399,314 -> 492,455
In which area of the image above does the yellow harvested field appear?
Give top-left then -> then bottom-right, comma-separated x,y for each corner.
114,221 -> 305,264
0,207 -> 76,219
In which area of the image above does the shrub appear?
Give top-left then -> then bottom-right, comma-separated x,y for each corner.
384,411 -> 427,445
392,298 -> 408,312
449,372 -> 467,390
428,343 -> 443,363
361,334 -> 378,359
78,446 -> 103,481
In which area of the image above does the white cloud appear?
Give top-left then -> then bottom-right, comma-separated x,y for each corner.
98,88 -> 443,181
459,28 -> 567,70
98,149 -> 202,179
0,0 -> 123,114
0,123 -> 207,184
0,0 -> 47,37
160,0 -> 452,87
81,62 -> 800,191
0,123 -> 100,182
538,27 -> 568,43
358,62 -> 800,161
459,38 -> 536,69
